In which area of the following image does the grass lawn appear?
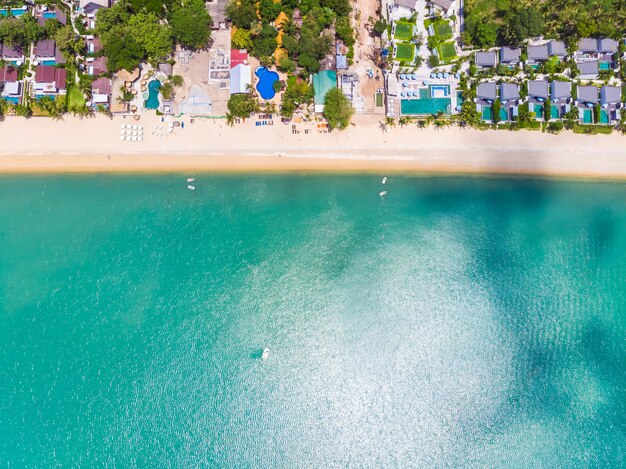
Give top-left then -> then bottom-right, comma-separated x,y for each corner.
394,42 -> 415,62
66,84 -> 86,111
433,20 -> 453,40
436,41 -> 458,62
394,21 -> 413,41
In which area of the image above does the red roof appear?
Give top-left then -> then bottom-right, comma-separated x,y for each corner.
0,65 -> 18,82
91,56 -> 107,75
230,49 -> 248,68
91,77 -> 112,95
35,65 -> 67,90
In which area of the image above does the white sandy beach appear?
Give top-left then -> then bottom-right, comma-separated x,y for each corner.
2,114 -> 626,178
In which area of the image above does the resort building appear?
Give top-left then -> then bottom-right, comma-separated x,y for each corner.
474,51 -> 497,69
90,77 -> 112,108
229,62 -> 252,95
577,85 -> 599,124
312,70 -> 337,113
35,6 -> 67,26
428,0 -> 456,18
500,47 -> 521,67
475,81 -> 497,121
547,40 -> 567,59
600,85 -> 622,124
527,45 -> 548,66
33,39 -> 65,65
336,41 -> 348,71
577,38 -> 599,55
577,60 -> 599,79
389,0 -> 417,21
550,80 -> 572,119
0,44 -> 25,64
33,65 -> 67,96
0,65 -> 21,104
576,37 -> 618,70
86,56 -> 107,75
499,82 -> 520,121
80,0 -> 110,14
84,36 -> 102,55
527,80 -> 549,120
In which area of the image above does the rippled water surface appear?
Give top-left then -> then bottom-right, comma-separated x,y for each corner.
1,175 -> 625,466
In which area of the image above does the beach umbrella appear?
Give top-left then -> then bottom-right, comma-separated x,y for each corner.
138,125 -> 143,131
400,74 -> 406,80
120,129 -> 126,135
413,90 -> 419,97
430,73 -> 435,78
132,136 -> 137,141
120,135 -> 125,140
404,81 -> 409,87
444,72 -> 449,78
138,136 -> 143,141
412,74 -> 417,80
455,73 -> 460,79
401,91 -> 406,97
139,130 -> 144,136
120,124 -> 126,129
437,73 -> 443,78
125,136 -> 131,141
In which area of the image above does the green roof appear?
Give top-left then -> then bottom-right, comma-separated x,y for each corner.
312,70 -> 337,105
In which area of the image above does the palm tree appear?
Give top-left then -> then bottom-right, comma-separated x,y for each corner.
399,116 -> 410,127
169,75 -> 184,87
384,116 -> 396,128
225,112 -> 235,127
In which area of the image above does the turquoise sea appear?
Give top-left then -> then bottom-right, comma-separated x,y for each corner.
1,175 -> 625,467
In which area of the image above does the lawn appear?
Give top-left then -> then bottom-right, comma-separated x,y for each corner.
66,84 -> 86,111
394,21 -> 414,41
433,20 -> 453,40
436,41 -> 458,62
394,42 -> 415,62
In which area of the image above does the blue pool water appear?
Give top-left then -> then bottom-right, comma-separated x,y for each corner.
41,60 -> 56,66
0,9 -> 7,16
3,97 -> 19,104
11,8 -> 26,16
145,80 -> 161,110
429,84 -> 450,97
255,67 -> 279,100
42,11 -> 57,19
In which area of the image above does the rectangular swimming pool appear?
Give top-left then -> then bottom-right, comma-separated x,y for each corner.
43,11 -> 57,19
429,84 -> 450,98
401,98 -> 451,115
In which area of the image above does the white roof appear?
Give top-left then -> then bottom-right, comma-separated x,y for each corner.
2,81 -> 20,95
229,63 -> 252,95
92,93 -> 109,104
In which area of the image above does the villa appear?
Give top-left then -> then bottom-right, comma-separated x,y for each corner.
576,37 -> 618,70
0,44 -> 25,64
527,45 -> 548,66
90,77 -> 112,108
600,85 -> 622,124
84,36 -> 102,55
80,0 -> 110,14
475,51 -> 497,69
577,60 -> 599,79
86,56 -> 107,75
500,47 -> 521,67
527,80 -> 549,120
389,0 -> 417,21
499,82 -> 519,121
577,85 -> 598,123
0,65 -> 21,104
475,81 -> 497,121
550,80 -> 572,118
428,0 -> 456,18
547,40 -> 567,58
33,65 -> 67,96
33,39 -> 65,65
36,7 -> 67,27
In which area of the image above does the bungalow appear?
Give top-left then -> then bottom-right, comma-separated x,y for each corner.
527,44 -> 548,66
0,44 -> 25,64
576,37 -> 618,67
33,39 -> 65,65
550,80 -> 572,118
475,51 -> 497,69
86,56 -> 107,75
500,47 -> 521,67
547,40 -> 567,58
475,81 -> 496,121
429,0 -> 455,18
577,85 -> 598,123
0,65 -> 21,103
84,36 -> 102,55
577,60 -> 599,79
600,85 -> 621,123
36,7 -> 67,27
80,0 -> 110,14
229,63 -> 252,95
91,77 -> 112,107
389,0 -> 417,21
34,65 -> 67,96
230,49 -> 248,67
577,38 -> 598,55
499,82 -> 519,121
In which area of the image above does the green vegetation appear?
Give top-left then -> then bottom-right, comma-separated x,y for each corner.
280,75 -> 314,118
437,41 -> 457,63
394,21 -> 413,41
0,14 -> 45,48
432,20 -> 453,40
394,42 -> 415,62
227,93 -> 259,119
66,85 -> 86,112
95,0 -> 212,72
322,88 -> 353,130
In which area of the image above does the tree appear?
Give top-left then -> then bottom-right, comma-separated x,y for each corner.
227,93 -> 257,118
276,56 -> 296,73
128,13 -> 172,60
169,74 -> 184,87
169,0 -> 212,49
226,0 -> 257,29
231,28 -> 252,50
55,26 -> 78,55
492,98 -> 501,124
251,24 -> 278,58
104,33 -> 145,72
322,88 -> 353,130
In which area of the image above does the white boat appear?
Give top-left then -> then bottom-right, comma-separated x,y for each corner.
379,191 -> 387,197
187,185 -> 195,190
187,177 -> 195,182
382,177 -> 387,184
262,348 -> 270,360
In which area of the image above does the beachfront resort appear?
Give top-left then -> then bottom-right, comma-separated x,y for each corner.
1,0 -> 626,135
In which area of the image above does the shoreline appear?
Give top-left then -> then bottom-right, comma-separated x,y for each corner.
2,115 -> 626,179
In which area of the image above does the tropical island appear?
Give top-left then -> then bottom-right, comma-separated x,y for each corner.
2,0 -> 626,176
